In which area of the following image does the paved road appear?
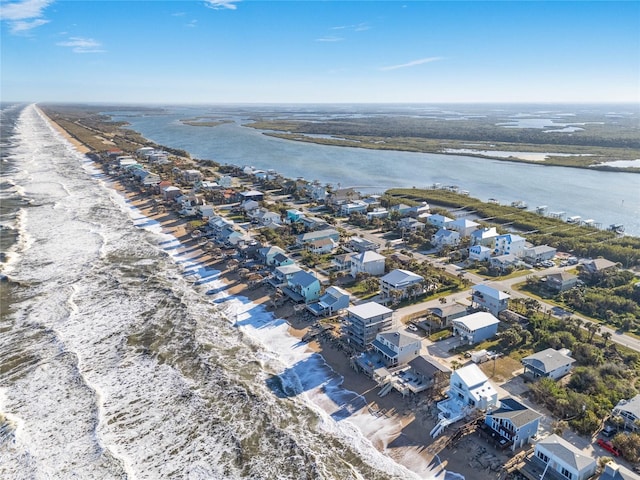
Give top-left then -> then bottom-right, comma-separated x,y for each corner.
322,213 -> 639,354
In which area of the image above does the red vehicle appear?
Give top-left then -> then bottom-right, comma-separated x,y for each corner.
597,438 -> 621,456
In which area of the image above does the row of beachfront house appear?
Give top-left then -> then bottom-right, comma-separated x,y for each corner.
114,152 -> 611,293
106,147 -> 634,480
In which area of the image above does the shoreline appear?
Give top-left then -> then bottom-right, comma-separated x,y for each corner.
40,107 -> 515,479
257,130 -> 640,174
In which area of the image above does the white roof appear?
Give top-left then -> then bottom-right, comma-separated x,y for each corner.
450,218 -> 479,228
381,269 -> 422,286
452,311 -> 500,331
241,190 -> 263,196
347,302 -> 392,319
435,228 -> 458,237
473,284 -> 511,300
430,213 -> 453,222
353,250 -> 385,263
455,363 -> 490,389
471,227 -> 498,239
275,264 -> 302,275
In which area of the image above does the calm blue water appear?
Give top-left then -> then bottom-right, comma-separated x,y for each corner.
112,106 -> 640,236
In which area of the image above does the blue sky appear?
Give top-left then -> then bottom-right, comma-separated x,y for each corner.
1,0 -> 639,103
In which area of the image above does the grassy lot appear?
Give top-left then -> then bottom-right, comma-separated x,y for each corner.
479,355 -> 524,383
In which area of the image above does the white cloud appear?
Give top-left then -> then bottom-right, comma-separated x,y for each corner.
0,0 -> 52,19
205,0 -> 240,10
186,19 -> 197,28
0,0 -> 53,34
380,57 -> 443,71
57,36 -> 105,53
316,36 -> 343,43
9,18 -> 48,33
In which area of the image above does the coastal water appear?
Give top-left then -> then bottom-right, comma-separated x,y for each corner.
0,105 -> 434,479
112,106 -> 640,236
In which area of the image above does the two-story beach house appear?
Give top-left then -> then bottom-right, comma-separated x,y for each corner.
258,246 -> 287,266
469,245 -> 492,262
367,208 -> 389,221
398,217 -> 425,233
371,331 -> 421,368
521,348 -> 575,381
523,245 -> 557,264
451,311 -> 500,345
340,200 -> 368,216
344,302 -> 393,349
427,214 -> 454,228
599,462 -> 640,480
306,286 -> 350,317
448,218 -> 480,237
332,252 -> 355,273
546,272 -> 579,292
284,270 -> 321,304
483,398 -> 542,451
350,250 -> 386,278
305,237 -> 337,254
297,228 -> 341,247
348,236 -> 380,252
269,264 -> 303,288
528,434 -> 597,480
431,228 -> 461,248
428,303 -> 469,327
470,227 -> 499,247
581,258 -> 618,280
612,394 -> 640,432
379,269 -> 424,301
471,284 -> 510,317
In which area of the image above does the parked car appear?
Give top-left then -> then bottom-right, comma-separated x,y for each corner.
601,424 -> 617,437
597,438 -> 621,456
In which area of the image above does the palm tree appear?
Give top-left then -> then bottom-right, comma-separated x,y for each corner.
586,322 -> 601,344
602,331 -> 612,348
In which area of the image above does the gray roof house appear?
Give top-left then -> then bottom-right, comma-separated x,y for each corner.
269,264 -> 303,288
523,245 -> 557,263
471,227 -> 499,247
428,303 -> 469,327
431,228 -> 461,248
472,284 -> 510,317
522,348 -> 575,381
426,213 -> 454,228
380,269 -> 424,301
258,245 -> 287,266
546,272 -> 579,292
483,398 -> 542,451
528,434 -> 597,480
371,331 -> 421,367
582,258 -> 618,277
284,270 -> 321,304
451,311 -> 500,345
297,228 -> 340,246
612,394 -> 640,431
598,462 -> 640,480
306,286 -> 351,316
